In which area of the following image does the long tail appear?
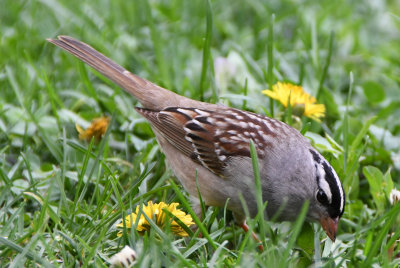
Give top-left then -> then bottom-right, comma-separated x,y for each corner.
47,35 -> 194,109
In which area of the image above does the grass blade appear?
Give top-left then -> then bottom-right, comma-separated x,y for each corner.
249,140 -> 266,248
199,0 -> 214,102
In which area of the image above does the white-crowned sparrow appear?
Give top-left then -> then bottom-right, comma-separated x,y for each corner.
48,36 -> 345,242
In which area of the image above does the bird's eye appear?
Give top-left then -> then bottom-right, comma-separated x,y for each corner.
316,189 -> 329,205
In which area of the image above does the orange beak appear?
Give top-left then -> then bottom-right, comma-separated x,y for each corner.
320,216 -> 339,242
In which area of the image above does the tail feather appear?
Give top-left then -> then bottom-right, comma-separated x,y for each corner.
48,35 -> 193,109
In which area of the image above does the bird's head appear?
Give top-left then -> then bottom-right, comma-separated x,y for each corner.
308,149 -> 345,241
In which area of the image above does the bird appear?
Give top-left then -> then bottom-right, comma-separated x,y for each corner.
48,35 -> 345,244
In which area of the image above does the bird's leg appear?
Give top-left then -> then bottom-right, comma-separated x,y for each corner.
240,221 -> 264,251
234,213 -> 264,251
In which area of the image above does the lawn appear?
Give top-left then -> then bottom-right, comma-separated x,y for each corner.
1,0 -> 400,267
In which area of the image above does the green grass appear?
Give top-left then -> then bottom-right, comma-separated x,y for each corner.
1,0 -> 400,266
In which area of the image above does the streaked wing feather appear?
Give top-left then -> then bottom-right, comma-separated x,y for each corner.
135,107 -> 195,159
136,107 -> 286,178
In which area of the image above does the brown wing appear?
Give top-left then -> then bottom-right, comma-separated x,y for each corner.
135,107 -> 196,159
136,107 -> 286,178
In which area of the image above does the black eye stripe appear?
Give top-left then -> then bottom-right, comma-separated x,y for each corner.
310,149 -> 322,164
322,161 -> 345,218
311,149 -> 345,218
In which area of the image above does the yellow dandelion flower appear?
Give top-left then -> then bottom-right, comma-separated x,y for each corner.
262,82 -> 325,122
76,116 -> 110,141
116,201 -> 194,237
